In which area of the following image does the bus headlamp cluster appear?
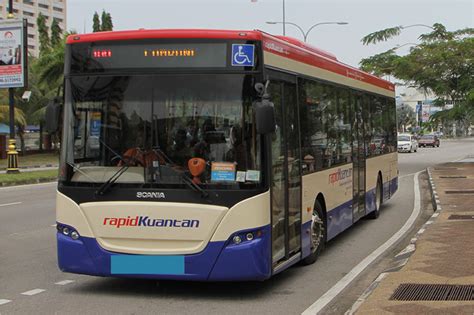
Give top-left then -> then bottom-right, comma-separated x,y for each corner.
230,230 -> 262,245
57,224 -> 80,240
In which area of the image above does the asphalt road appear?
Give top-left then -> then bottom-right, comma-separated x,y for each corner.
1,138 -> 473,315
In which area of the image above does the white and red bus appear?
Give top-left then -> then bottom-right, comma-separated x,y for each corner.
52,29 -> 397,281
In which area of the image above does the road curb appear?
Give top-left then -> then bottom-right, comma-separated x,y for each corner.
0,164 -> 58,171
0,178 -> 57,187
426,167 -> 441,211
345,169 -> 442,315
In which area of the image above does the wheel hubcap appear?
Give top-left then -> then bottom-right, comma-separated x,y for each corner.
311,213 -> 324,253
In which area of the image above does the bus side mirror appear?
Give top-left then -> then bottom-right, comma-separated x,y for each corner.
44,99 -> 61,133
254,99 -> 276,134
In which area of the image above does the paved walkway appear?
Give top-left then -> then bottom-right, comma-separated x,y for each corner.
352,160 -> 474,314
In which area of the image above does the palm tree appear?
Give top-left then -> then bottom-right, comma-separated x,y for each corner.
35,31 -> 75,89
0,105 -> 27,126
20,57 -> 58,150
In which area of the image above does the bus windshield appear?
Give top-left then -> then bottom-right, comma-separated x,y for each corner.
61,74 -> 262,189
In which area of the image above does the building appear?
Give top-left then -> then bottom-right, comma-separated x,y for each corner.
0,0 -> 66,57
397,87 -> 436,112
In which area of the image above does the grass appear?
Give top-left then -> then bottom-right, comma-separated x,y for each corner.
0,152 -> 59,169
0,169 -> 58,186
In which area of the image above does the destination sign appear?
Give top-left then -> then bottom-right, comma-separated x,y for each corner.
71,42 -> 228,72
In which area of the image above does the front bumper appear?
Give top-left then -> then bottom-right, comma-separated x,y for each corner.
398,147 -> 411,152
57,224 -> 272,281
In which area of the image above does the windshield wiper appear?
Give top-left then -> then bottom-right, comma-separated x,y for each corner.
150,146 -> 209,198
181,174 -> 209,198
95,164 -> 130,196
67,162 -> 97,183
97,137 -> 128,165
93,137 -> 145,196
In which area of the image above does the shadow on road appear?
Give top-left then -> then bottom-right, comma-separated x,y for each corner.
65,268 -> 300,300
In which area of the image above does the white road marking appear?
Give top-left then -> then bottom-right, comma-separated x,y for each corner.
55,280 -> 75,285
0,202 -> 22,207
417,228 -> 426,234
0,299 -> 12,306
302,171 -> 422,315
51,224 -> 57,227
399,172 -> 416,179
345,273 -> 389,315
21,289 -> 45,296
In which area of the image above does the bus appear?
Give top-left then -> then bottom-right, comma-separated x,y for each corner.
51,29 -> 398,281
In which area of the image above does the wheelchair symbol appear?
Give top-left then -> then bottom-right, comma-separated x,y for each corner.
232,44 -> 254,66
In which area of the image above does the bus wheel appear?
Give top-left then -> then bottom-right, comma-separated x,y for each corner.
367,177 -> 382,219
302,201 -> 326,265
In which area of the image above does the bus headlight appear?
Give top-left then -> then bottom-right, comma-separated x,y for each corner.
62,227 -> 70,236
228,229 -> 263,246
246,233 -> 254,241
232,235 -> 242,244
57,223 -> 80,241
70,231 -> 80,240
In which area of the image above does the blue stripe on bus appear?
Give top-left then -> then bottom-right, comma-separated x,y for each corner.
327,200 -> 353,240
312,176 -> 398,242
57,224 -> 272,281
301,220 -> 312,258
111,255 -> 184,275
366,186 -> 377,215
390,176 -> 398,198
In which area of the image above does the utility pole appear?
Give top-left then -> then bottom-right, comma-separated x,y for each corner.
282,0 -> 285,36
6,0 -> 19,173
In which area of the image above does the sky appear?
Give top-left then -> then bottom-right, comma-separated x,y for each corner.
67,0 -> 473,68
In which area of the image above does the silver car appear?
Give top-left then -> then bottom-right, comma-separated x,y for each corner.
397,134 -> 418,153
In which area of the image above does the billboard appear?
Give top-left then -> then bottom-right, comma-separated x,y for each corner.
421,104 -> 431,122
0,19 -> 26,88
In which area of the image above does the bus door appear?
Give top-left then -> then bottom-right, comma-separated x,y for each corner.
352,94 -> 366,221
267,72 -> 302,267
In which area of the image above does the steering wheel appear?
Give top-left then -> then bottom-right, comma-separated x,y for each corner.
115,148 -> 146,167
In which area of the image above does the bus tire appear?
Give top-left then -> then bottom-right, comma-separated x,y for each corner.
301,200 -> 326,265
367,176 -> 382,219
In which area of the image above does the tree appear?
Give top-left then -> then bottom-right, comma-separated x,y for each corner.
50,18 -> 62,47
92,11 -> 101,32
0,105 -> 26,126
36,13 -> 50,55
397,105 -> 416,132
35,41 -> 65,89
26,31 -> 76,151
360,24 -> 474,134
20,57 -> 58,151
359,50 -> 401,77
101,10 -> 113,31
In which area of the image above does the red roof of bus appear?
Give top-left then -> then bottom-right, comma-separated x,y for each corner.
66,29 -> 262,43
67,29 -> 394,92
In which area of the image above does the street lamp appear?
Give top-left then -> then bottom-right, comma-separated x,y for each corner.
392,42 -> 419,50
400,24 -> 434,31
266,21 -> 348,42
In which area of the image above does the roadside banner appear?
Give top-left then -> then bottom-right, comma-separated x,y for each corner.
421,104 -> 431,122
0,19 -> 26,88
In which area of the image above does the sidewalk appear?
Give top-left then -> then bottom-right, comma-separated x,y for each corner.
351,159 -> 474,314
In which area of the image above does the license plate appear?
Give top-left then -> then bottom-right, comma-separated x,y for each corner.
111,255 -> 185,275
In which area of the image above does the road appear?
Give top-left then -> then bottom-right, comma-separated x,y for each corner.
1,138 -> 473,315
